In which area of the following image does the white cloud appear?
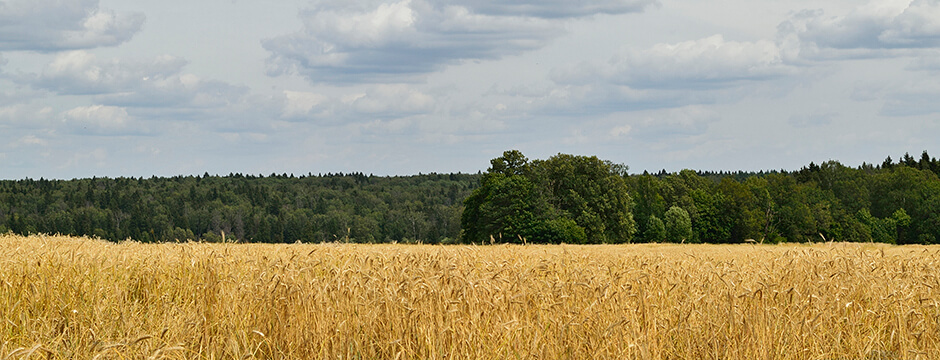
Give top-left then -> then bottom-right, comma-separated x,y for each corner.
282,91 -> 330,119
610,124 -> 632,138
62,105 -> 132,135
263,0 -> 568,83
0,0 -> 144,51
880,0 -> 940,47
0,104 -> 55,128
309,1 -> 417,47
296,0 -> 657,18
780,0 -> 940,59
556,35 -> 796,89
278,85 -> 435,121
495,104 -> 720,152
2,0 -> 939,179
350,85 -> 434,115
10,135 -> 49,148
21,51 -> 249,112
0,86 -> 28,107
63,147 -> 109,170
351,117 -> 415,136
28,51 -> 188,95
450,0 -> 658,18
509,81 -> 719,118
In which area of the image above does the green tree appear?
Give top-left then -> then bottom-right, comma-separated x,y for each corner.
488,150 -> 528,176
625,173 -> 667,242
893,208 -> 912,243
690,188 -> 731,243
644,215 -> 666,243
857,209 -> 895,244
717,177 -> 762,242
530,153 -> 636,243
462,151 -> 635,244
664,206 -> 692,243
462,172 -> 546,243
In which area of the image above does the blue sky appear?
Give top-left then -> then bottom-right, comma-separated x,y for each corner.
1,0 -> 938,179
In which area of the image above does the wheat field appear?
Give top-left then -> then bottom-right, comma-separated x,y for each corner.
2,234 -> 939,359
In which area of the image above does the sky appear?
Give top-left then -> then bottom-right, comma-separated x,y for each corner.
1,0 -> 938,179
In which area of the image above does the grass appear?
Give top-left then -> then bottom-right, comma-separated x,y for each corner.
1,234 -> 939,359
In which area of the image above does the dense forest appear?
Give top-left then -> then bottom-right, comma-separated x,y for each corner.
1,151 -> 938,244
0,172 -> 478,243
627,152 -> 940,244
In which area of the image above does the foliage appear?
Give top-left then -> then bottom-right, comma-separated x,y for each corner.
626,153 -> 940,244
644,215 -> 666,243
2,150 -> 939,244
461,172 -> 545,243
0,172 -> 478,243
664,206 -> 693,243
462,151 -> 635,243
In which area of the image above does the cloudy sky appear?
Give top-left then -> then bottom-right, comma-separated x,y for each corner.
1,0 -> 938,179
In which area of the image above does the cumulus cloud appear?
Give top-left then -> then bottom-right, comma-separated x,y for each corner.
21,51 -> 249,111
0,104 -> 55,128
445,0 -> 657,18
536,1 -> 940,122
880,0 -> 940,47
27,51 -> 188,95
534,84 -> 712,115
10,135 -> 49,148
278,84 -> 435,122
555,35 -> 796,89
61,105 -> 136,135
609,124 -> 632,138
348,84 -> 435,115
100,76 -> 249,111
531,105 -> 719,147
263,0 -> 574,84
780,0 -> 940,59
282,91 -> 331,119
0,0 -> 144,51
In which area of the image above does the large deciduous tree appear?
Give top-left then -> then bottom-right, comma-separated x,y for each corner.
461,150 -> 636,244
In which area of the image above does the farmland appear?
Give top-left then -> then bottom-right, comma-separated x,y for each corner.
2,234 -> 940,359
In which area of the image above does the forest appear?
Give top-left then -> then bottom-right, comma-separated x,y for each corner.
0,151 -> 938,244
626,153 -> 940,244
0,172 -> 477,243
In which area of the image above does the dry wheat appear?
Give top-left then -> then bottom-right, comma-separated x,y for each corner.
1,234 -> 938,359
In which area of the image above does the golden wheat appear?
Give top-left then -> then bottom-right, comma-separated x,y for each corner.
1,234 -> 939,359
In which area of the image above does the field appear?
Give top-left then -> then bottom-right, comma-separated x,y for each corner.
2,235 -> 940,359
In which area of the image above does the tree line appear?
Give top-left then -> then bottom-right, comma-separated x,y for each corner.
1,151 -> 938,244
0,172 -> 477,243
463,150 -> 940,244
625,159 -> 939,244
